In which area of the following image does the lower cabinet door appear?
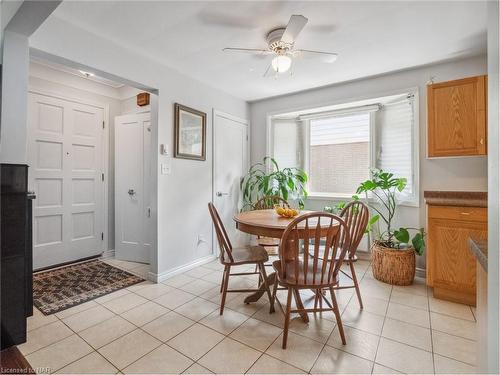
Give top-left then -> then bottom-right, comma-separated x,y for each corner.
429,217 -> 487,305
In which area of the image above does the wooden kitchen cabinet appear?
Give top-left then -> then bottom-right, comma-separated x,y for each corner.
427,205 -> 487,306
427,75 -> 487,157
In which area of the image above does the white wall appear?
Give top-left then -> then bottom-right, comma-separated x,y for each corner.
250,55 -> 488,271
29,16 -> 249,278
29,61 -> 125,252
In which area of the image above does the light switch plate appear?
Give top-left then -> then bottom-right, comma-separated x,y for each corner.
161,162 -> 171,175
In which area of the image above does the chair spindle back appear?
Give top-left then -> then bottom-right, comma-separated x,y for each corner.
208,203 -> 234,263
340,201 -> 369,258
278,212 -> 350,286
253,196 -> 290,210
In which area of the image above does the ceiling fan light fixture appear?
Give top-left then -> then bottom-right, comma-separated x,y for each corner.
271,55 -> 292,73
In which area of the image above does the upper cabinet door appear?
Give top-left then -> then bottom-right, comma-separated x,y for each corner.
427,75 -> 487,157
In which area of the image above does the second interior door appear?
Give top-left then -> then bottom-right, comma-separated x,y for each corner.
213,111 -> 249,250
115,113 -> 152,263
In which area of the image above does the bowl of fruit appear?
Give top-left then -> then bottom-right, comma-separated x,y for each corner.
274,204 -> 300,218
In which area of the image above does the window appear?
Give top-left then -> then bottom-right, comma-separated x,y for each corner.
269,91 -> 418,205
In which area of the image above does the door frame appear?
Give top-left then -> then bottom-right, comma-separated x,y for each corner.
212,109 -> 250,257
28,88 -> 110,257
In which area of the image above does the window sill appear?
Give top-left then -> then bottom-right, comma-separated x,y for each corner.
305,192 -> 420,208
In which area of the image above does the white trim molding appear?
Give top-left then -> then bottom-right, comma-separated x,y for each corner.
148,255 -> 217,283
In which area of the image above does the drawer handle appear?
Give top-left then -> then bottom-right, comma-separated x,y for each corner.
460,212 -> 471,215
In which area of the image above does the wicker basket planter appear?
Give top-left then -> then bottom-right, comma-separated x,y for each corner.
371,241 -> 416,286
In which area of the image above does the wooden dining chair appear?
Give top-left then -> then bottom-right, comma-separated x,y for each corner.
271,212 -> 350,349
208,203 -> 274,315
335,201 -> 370,308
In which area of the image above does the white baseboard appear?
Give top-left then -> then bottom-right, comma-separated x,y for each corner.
415,267 -> 426,278
101,249 -> 115,259
148,254 -> 217,283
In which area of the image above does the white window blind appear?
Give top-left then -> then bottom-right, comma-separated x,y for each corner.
271,118 -> 303,169
377,98 -> 415,200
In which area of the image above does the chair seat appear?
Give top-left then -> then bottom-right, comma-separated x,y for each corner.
272,259 -> 339,288
257,237 -> 280,247
222,246 -> 269,265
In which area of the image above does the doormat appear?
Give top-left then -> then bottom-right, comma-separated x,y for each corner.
33,259 -> 145,315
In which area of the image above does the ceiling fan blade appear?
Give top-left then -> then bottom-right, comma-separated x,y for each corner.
281,15 -> 308,44
223,47 -> 272,55
294,49 -> 338,63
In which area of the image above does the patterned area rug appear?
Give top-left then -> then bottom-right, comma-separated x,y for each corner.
33,259 -> 145,315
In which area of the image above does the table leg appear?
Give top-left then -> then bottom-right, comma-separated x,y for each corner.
244,272 -> 276,305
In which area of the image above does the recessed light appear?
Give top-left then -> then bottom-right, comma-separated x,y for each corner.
79,70 -> 95,77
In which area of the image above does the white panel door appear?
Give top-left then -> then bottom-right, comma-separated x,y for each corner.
213,111 -> 249,250
115,113 -> 151,263
28,93 -> 104,269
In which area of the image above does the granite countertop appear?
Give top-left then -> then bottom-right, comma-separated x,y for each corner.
469,238 -> 488,272
424,191 -> 487,207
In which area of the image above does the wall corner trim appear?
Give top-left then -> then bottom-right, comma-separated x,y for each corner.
148,255 -> 217,283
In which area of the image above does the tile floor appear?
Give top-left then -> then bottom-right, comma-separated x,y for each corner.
21,257 -> 477,374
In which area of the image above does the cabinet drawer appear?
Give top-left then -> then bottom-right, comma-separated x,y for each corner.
428,205 -> 487,222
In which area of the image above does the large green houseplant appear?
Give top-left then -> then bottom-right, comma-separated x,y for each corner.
240,157 -> 308,210
356,169 -> 425,285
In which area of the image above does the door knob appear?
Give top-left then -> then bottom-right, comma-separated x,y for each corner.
128,189 -> 136,196
216,191 -> 229,197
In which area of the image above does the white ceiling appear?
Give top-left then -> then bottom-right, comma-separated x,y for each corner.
51,1 -> 487,101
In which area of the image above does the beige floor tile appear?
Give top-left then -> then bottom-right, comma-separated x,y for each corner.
386,302 -> 430,328
19,320 -> 73,355
154,289 -> 196,309
183,363 -> 214,374
429,297 -> 475,321
266,332 -> 324,372
390,291 -> 428,310
358,280 -> 392,301
347,295 -> 388,317
311,345 -> 373,374
382,318 -> 432,351
200,270 -> 224,284
98,329 -> 161,370
55,300 -> 99,319
122,344 -> 193,374
371,363 -> 402,374
375,338 -> 434,374
101,293 -> 148,314
229,318 -> 282,351
27,308 -> 58,332
202,261 -> 224,271
168,323 -> 225,360
432,330 -> 476,366
174,297 -> 219,321
130,264 -> 149,278
252,303 -> 286,328
225,293 -> 269,316
62,305 -> 115,332
198,337 -> 261,374
132,283 -> 173,299
94,289 -> 131,304
184,266 -> 214,279
79,316 -> 136,349
26,334 -> 93,373
162,273 -> 197,288
288,314 -> 336,343
142,311 -> 194,341
120,300 -> 169,326
327,325 -> 379,361
200,308 -> 248,335
341,307 -> 385,335
180,279 -> 219,296
434,354 -> 476,374
247,354 -> 306,374
430,312 -> 476,340
392,278 -> 428,296
55,352 -> 118,374
125,280 -> 154,292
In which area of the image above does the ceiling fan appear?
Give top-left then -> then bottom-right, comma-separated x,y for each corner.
223,15 -> 338,77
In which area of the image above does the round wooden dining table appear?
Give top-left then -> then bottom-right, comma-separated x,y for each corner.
233,209 -> 339,320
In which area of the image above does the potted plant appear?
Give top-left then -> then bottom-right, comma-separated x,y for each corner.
240,157 -> 308,210
355,169 -> 425,285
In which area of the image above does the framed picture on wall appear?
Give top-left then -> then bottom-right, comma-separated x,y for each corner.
174,103 -> 206,161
